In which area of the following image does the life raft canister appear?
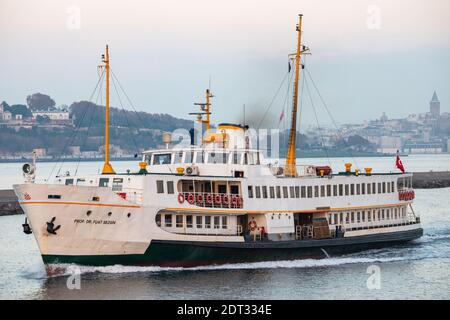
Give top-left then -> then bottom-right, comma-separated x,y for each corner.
248,220 -> 257,231
177,193 -> 185,204
187,193 -> 195,204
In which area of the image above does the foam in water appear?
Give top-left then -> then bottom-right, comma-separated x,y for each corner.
46,255 -> 409,278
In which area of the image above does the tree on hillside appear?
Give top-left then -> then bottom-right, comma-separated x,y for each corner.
26,93 -> 56,111
8,104 -> 33,118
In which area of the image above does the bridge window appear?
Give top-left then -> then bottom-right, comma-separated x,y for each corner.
295,186 -> 300,198
174,151 -> 183,163
156,180 -> 164,193
327,185 -> 331,197
333,185 -> 337,197
391,181 -> 395,192
153,153 -> 172,165
314,186 -> 319,197
350,184 -> 355,195
320,185 -> 325,197
339,184 -> 343,196
270,186 -> 275,198
361,183 -> 365,195
377,183 -> 381,194
231,152 -> 241,164
196,151 -> 205,163
289,186 -> 295,198
301,186 -> 306,198
356,184 -> 360,195
185,151 -> 194,163
367,183 -> 371,194
208,152 -> 228,164
65,179 -> 73,185
383,182 -> 386,193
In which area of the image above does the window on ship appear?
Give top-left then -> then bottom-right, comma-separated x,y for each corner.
99,178 -> 109,187
65,179 -> 74,185
153,153 -> 172,165
185,151 -> 194,163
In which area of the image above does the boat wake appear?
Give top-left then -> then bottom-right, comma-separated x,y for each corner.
24,228 -> 450,279
44,255 -> 412,278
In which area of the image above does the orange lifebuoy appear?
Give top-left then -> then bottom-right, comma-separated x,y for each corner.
177,193 -> 185,204
187,193 -> 195,204
196,193 -> 204,204
248,220 -> 257,231
205,193 -> 212,204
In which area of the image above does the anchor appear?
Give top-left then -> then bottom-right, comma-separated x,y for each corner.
22,218 -> 32,235
46,217 -> 61,235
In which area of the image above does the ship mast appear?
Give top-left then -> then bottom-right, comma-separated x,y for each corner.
190,88 -> 214,142
284,14 -> 309,177
101,45 -> 115,174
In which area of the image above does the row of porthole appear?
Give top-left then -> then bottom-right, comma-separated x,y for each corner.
86,210 -> 132,218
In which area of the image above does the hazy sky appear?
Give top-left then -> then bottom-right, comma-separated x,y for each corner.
1,0 -> 449,129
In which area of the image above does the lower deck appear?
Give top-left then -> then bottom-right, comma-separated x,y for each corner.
157,203 -> 420,243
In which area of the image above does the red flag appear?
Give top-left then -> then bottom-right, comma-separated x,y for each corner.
396,152 -> 405,173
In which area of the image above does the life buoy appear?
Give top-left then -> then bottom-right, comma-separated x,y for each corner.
248,220 -> 257,231
205,193 -> 212,204
214,194 -> 222,204
231,196 -> 238,206
236,196 -> 243,207
196,193 -> 204,204
412,190 -> 415,199
222,195 -> 230,205
177,193 -> 185,204
187,193 -> 195,204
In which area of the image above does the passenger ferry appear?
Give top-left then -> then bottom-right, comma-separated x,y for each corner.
14,15 -> 422,267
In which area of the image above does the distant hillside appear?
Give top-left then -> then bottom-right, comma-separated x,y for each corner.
0,99 -> 194,156
70,101 -> 192,132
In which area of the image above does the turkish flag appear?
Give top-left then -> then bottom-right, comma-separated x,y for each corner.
396,153 -> 405,173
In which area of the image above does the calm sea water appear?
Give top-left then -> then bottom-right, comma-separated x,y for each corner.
0,155 -> 449,299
